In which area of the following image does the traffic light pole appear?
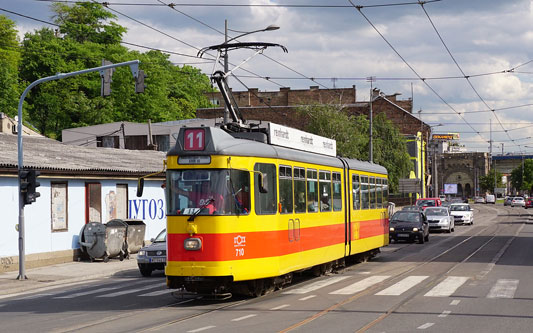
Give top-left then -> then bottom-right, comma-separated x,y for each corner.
16,60 -> 140,280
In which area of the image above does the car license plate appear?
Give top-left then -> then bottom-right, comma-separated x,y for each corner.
397,234 -> 409,238
150,258 -> 165,263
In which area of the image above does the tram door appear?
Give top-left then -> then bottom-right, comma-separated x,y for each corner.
281,166 -> 302,259
350,174 -> 362,256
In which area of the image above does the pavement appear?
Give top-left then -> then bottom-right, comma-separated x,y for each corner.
0,256 -> 140,299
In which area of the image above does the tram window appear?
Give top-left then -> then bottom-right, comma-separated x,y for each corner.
254,163 -> 277,215
383,179 -> 389,205
294,167 -> 306,213
279,165 -> 294,214
319,171 -> 332,212
370,177 -> 376,209
376,178 -> 383,208
307,169 -> 318,213
352,174 -> 360,210
333,172 -> 342,211
361,176 -> 370,209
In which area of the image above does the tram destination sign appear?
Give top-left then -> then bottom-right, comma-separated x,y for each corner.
268,123 -> 336,157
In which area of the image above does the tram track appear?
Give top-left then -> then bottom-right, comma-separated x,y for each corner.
280,206 -> 525,333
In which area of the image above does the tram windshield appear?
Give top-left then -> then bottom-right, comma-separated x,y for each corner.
166,169 -> 250,216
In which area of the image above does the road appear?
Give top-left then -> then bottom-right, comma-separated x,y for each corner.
1,204 -> 532,332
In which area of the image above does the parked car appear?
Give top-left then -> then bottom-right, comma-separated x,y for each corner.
511,197 -> 525,207
504,196 -> 512,206
525,198 -> 533,209
485,194 -> 496,204
389,210 -> 429,244
450,198 -> 465,204
474,196 -> 486,204
137,229 -> 166,277
439,195 -> 447,202
415,198 -> 442,210
425,207 -> 454,233
401,205 -> 423,212
449,203 -> 474,225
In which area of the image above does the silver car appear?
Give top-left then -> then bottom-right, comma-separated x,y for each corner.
511,197 -> 525,207
137,229 -> 166,277
425,207 -> 454,233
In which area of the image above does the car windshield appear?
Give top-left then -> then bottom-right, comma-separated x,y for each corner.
166,169 -> 250,216
153,229 -> 166,242
451,205 -> 469,211
416,200 -> 436,207
391,211 -> 421,223
426,208 -> 448,216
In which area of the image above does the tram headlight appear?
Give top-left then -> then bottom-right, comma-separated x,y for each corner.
389,227 -> 395,232
184,237 -> 202,251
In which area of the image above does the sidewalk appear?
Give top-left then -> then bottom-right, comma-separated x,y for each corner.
0,256 -> 139,298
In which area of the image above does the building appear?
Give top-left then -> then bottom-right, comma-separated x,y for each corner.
0,131 -> 167,272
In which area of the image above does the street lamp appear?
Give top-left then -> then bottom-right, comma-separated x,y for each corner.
428,123 -> 444,197
222,20 -> 280,123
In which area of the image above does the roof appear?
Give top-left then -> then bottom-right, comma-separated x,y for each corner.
0,133 -> 166,175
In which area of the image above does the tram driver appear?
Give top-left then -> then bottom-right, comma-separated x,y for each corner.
174,180 -> 225,215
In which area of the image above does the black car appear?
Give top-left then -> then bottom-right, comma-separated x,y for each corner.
136,229 -> 166,277
389,211 -> 429,244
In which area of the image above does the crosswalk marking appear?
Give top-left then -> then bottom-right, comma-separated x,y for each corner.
96,284 -> 161,297
375,276 -> 429,296
418,323 -> 434,330
139,289 -> 172,297
231,314 -> 257,322
187,326 -> 215,332
54,287 -> 117,299
270,304 -> 290,310
299,295 -> 316,301
424,276 -> 469,297
438,310 -> 451,318
283,276 -> 350,294
450,299 -> 461,305
487,279 -> 519,299
329,276 -> 390,295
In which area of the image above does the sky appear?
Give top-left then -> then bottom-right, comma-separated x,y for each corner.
2,0 -> 533,154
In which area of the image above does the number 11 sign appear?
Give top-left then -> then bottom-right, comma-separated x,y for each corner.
184,129 -> 205,151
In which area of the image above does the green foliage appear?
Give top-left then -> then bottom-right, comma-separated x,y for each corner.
15,3 -> 213,139
511,159 -> 533,193
478,168 -> 503,193
0,15 -> 21,116
298,104 -> 412,192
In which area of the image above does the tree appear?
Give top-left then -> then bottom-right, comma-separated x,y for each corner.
478,168 -> 503,194
298,104 -> 412,192
510,159 -> 533,194
0,15 -> 21,117
17,3 -> 213,139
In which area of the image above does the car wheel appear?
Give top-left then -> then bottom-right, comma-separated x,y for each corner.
139,266 -> 153,277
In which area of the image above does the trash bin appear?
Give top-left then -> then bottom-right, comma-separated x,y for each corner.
107,219 -> 146,257
79,221 -> 127,262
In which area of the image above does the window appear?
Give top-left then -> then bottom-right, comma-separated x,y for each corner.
255,163 -> 277,215
153,135 -> 170,152
361,176 -> 369,209
332,172 -> 342,211
279,165 -> 293,214
319,171 -> 332,212
370,177 -> 376,209
307,169 -> 318,213
294,167 -> 306,213
352,174 -> 360,210
383,179 -> 389,205
86,183 -> 101,223
376,178 -> 383,209
125,135 -> 148,150
97,136 -> 119,148
51,182 -> 68,232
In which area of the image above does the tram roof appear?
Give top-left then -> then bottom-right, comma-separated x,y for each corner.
168,126 -> 387,175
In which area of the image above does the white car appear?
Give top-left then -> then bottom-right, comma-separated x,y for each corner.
425,207 -> 454,233
449,203 -> 474,225
474,196 -> 485,204
511,197 -> 525,207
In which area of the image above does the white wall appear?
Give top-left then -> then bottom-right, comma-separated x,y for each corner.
0,177 -> 166,258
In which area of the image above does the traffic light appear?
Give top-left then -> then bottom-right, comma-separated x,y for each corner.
135,70 -> 147,93
19,169 -> 40,205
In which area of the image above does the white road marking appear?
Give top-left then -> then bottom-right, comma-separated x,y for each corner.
139,289 -> 172,297
283,276 -> 350,294
375,276 -> 429,296
54,287 -> 116,299
96,284 -> 161,297
270,304 -> 290,310
358,271 -> 371,275
231,314 -> 257,322
487,279 -> 519,299
450,299 -> 461,305
418,323 -> 434,329
187,326 -> 216,332
299,295 -> 316,301
424,276 -> 469,297
438,310 -> 451,318
329,276 -> 390,295
17,293 -> 53,300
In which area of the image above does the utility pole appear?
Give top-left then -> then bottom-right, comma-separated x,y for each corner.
223,19 -> 229,124
367,76 -> 376,163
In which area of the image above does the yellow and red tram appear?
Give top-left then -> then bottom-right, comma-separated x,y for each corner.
163,125 -> 389,296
